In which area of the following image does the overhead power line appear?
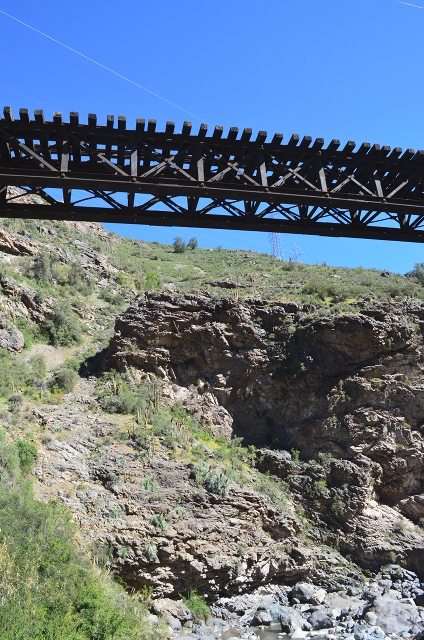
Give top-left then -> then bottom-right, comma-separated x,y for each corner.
0,9 -> 206,122
391,0 -> 424,8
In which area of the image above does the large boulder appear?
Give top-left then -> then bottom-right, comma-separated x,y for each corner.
279,607 -> 308,633
291,583 -> 316,603
251,609 -> 272,626
369,595 -> 420,633
0,320 -> 24,353
307,610 -> 334,630
152,597 -> 193,625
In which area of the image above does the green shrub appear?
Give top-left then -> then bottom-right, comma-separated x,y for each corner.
0,349 -> 46,400
28,354 -> 47,381
0,432 -> 160,640
254,472 -> 288,509
99,288 -> 125,307
31,251 -> 52,283
43,302 -> 82,347
16,440 -> 37,475
173,237 -> 186,254
96,372 -> 149,415
331,495 -> 346,517
291,448 -> 300,462
15,318 -> 49,349
143,544 -> 157,561
187,237 -> 198,250
141,476 -> 159,491
49,366 -> 78,394
142,270 -> 162,291
149,514 -> 167,530
193,463 -> 231,497
181,590 -> 211,622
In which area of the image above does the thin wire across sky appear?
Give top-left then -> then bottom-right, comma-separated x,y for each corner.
0,8 -> 206,122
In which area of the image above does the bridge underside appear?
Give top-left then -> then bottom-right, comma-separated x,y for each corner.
2,107 -> 424,242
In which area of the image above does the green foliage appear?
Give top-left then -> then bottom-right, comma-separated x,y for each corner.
31,251 -> 52,283
408,263 -> 424,286
187,237 -> 198,250
193,462 -> 231,497
149,514 -> 167,530
388,550 -> 397,564
99,288 -> 125,307
140,584 -> 154,602
317,451 -> 335,471
96,372 -> 149,415
291,448 -> 300,462
0,433 -> 159,640
15,318 -> 49,349
254,472 -> 288,509
28,354 -> 47,380
143,545 -> 157,561
308,479 -> 330,500
173,236 -> 186,254
141,476 -> 159,491
16,440 -> 37,475
181,590 -> 211,623
0,349 -> 46,400
331,495 -> 346,517
142,270 -> 162,291
43,302 -> 82,347
49,365 -> 78,394
237,543 -> 249,555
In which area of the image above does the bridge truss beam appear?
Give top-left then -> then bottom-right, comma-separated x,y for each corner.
2,107 -> 424,242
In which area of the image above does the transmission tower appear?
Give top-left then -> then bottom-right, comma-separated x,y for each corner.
268,213 -> 284,260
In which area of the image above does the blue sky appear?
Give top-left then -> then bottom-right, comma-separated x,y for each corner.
1,0 -> 424,273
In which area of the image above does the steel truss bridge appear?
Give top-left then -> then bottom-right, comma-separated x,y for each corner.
2,106 -> 424,242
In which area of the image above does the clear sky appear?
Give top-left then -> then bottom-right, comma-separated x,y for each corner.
1,0 -> 424,273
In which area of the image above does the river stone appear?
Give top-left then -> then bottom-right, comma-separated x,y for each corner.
364,612 -> 378,625
252,610 -> 272,626
263,603 -> 291,622
280,607 -> 308,633
291,583 -> 316,603
369,596 -> 420,633
310,588 -> 327,605
307,610 -> 334,630
152,597 -> 193,623
166,614 -> 182,630
367,626 -> 385,639
291,629 -> 308,639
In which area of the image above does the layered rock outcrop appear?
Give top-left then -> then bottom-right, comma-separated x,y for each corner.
105,292 -> 424,574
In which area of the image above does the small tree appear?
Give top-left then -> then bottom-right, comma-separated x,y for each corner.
187,237 -> 198,250
143,270 -> 162,291
173,237 -> 186,254
43,302 -> 82,347
32,251 -> 52,283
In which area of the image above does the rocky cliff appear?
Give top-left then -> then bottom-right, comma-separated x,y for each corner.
1,210 -> 424,637
105,292 -> 424,575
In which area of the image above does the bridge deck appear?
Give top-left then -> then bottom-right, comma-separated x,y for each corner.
1,107 -> 424,242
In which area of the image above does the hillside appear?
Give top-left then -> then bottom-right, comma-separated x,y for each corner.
1,191 -> 424,639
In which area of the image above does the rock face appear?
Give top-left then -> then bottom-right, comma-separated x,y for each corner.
35,379 -> 326,599
0,317 -> 24,353
369,595 -> 420,633
106,292 -> 424,574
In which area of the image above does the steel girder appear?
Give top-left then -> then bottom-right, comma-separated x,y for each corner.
2,106 -> 424,242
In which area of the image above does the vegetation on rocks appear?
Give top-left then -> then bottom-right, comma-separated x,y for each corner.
0,431 -> 161,640
2,206 -> 424,635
